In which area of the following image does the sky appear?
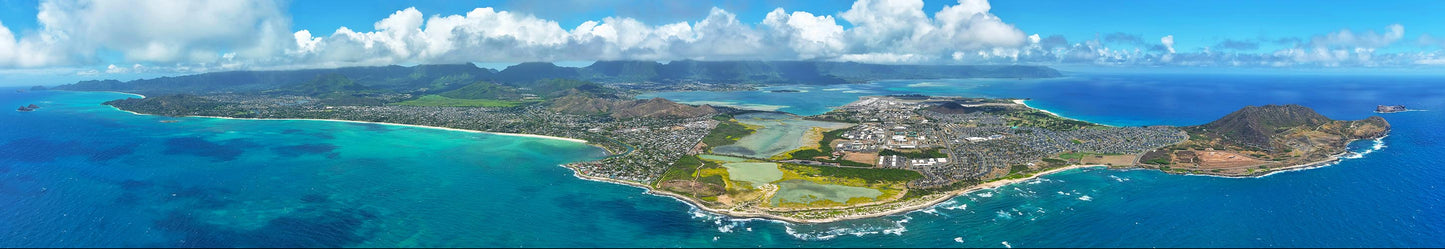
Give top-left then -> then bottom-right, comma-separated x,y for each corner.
2,0 -> 1444,86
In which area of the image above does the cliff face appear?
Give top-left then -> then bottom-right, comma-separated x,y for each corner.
549,96 -> 717,119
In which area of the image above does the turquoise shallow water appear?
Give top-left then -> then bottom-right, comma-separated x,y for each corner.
713,112 -> 851,159
3,73 -> 1444,247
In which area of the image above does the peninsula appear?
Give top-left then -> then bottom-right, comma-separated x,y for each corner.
53,63 -> 1388,223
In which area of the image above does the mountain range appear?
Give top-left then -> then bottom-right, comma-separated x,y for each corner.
53,61 -> 1061,95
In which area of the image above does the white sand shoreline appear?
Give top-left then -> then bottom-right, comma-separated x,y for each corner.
1012,99 -> 1115,127
196,115 -> 590,144
87,90 -> 1376,224
101,102 -> 590,144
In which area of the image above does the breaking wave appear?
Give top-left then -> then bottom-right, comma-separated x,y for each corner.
781,216 -> 913,241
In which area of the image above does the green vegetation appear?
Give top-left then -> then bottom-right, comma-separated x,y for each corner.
102,95 -> 240,117
438,81 -> 519,100
902,179 -> 981,199
781,128 -> 870,167
1008,165 -> 1031,175
278,74 -> 369,96
697,174 -> 726,188
1004,109 -> 1099,131
700,119 -> 755,148
711,114 -> 734,122
781,163 -> 922,184
1058,152 -> 1087,160
1144,157 -> 1172,165
879,148 -> 947,158
654,155 -> 705,186
787,149 -> 830,160
394,95 -> 536,107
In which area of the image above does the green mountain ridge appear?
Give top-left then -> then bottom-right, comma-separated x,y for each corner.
54,61 -> 1061,95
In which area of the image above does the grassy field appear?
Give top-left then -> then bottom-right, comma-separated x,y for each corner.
394,95 -> 537,107
781,163 -> 922,184
654,155 -> 705,186
700,119 -> 756,148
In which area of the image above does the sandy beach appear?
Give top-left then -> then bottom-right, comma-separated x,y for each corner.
94,92 -> 589,144
105,105 -> 591,144
198,116 -> 591,144
1013,99 -> 1114,127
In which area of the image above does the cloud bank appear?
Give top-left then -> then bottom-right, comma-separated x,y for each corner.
0,0 -> 1442,75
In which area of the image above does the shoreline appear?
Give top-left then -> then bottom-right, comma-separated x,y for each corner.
104,105 -> 592,145
90,90 -> 1383,224
564,162 -> 1104,224
91,91 -> 590,144
1175,134 -> 1387,179
1013,99 -> 1114,127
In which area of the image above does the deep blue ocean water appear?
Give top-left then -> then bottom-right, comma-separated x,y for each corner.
3,73 -> 1443,247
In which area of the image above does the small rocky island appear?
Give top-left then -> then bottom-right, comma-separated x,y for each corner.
16,104 -> 39,112
1376,105 -> 1408,113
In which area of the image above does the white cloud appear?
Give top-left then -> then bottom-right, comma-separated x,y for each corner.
39,0 -> 290,63
1160,35 -> 1175,53
3,0 -> 1443,72
104,64 -> 123,73
0,0 -> 290,68
836,0 -> 1026,61
1310,24 -> 1404,49
762,8 -> 846,59
0,20 -> 66,67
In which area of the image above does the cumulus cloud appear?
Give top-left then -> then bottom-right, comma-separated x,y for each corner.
836,0 -> 1027,63
762,8 -> 846,59
1002,24 -> 1445,67
0,0 -> 290,68
1160,35 -> 1175,53
1,0 -> 1443,73
0,20 -> 66,67
39,0 -> 290,63
1310,24 -> 1404,49
1417,34 -> 1445,48
281,0 -> 1029,66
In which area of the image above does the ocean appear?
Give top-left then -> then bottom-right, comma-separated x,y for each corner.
2,73 -> 1442,247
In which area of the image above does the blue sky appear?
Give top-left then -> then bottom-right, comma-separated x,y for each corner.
1,0 -> 1443,86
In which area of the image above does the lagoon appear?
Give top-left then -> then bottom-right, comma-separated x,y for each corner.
771,180 -> 884,206
720,162 -> 784,188
712,112 -> 851,159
